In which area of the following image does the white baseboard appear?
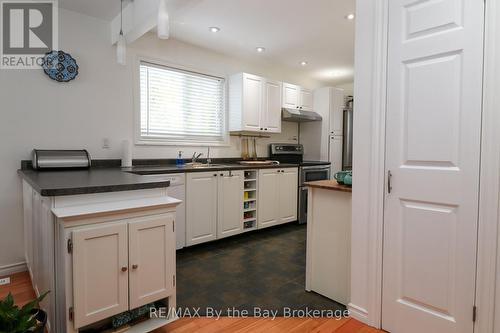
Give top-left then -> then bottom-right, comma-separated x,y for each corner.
348,303 -> 370,324
0,262 -> 27,277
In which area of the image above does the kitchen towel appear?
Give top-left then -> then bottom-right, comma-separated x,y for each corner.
121,139 -> 132,167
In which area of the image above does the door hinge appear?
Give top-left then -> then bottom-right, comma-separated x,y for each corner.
173,275 -> 176,287
69,307 -> 74,321
67,239 -> 73,253
173,220 -> 175,232
473,305 -> 477,322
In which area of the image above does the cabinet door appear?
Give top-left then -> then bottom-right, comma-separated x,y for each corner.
282,83 -> 299,109
217,171 -> 244,239
186,172 -> 218,246
329,88 -> 345,136
129,214 -> 175,309
242,73 -> 263,131
258,168 -> 280,229
72,223 -> 129,329
299,88 -> 314,111
329,135 -> 343,175
278,168 -> 298,223
262,80 -> 282,133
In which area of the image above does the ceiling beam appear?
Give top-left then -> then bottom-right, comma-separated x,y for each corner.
110,0 -> 158,45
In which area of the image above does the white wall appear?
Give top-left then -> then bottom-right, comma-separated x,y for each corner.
0,9 -> 322,271
337,82 -> 354,96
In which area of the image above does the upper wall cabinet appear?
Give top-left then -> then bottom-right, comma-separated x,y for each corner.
282,83 -> 313,111
229,73 -> 282,133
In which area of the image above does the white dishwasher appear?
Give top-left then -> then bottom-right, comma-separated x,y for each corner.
164,173 -> 186,250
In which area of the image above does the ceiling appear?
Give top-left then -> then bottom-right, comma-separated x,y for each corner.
59,0 -> 355,85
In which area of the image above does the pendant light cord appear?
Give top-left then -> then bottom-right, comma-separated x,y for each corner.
120,0 -> 123,35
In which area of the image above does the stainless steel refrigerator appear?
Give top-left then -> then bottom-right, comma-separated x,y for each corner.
342,108 -> 353,170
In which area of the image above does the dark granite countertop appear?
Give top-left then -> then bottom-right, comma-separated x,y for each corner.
18,168 -> 172,197
18,160 -> 308,197
125,162 -> 300,175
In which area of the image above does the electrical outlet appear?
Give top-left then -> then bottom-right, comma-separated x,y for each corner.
0,277 -> 10,286
102,138 -> 110,149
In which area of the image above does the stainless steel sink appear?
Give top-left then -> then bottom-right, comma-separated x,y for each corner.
184,163 -> 227,169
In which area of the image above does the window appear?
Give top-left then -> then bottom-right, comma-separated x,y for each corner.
139,61 -> 226,144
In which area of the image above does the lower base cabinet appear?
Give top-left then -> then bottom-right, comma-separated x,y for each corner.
258,168 -> 298,229
186,171 -> 244,246
71,214 -> 176,329
22,181 -> 180,333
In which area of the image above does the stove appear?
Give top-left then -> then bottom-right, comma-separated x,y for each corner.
269,144 -> 331,224
300,161 -> 332,167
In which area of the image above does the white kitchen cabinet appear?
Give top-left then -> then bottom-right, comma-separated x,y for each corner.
282,83 -> 300,109
257,169 -> 280,228
329,88 -> 345,136
282,83 -> 314,111
258,167 -> 298,229
279,168 -> 299,223
217,170 -> 244,238
229,73 -> 282,133
299,88 -> 314,111
186,172 -> 218,246
263,79 -> 282,133
128,214 -> 175,309
329,135 -> 343,175
69,212 -> 178,330
72,222 -> 129,328
22,182 -> 179,333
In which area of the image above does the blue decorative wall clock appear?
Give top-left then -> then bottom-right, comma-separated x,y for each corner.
42,50 -> 79,82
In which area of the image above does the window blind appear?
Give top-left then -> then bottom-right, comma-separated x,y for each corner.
139,62 -> 226,143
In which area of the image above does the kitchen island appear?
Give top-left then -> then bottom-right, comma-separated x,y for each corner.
305,180 -> 352,306
18,165 -> 182,333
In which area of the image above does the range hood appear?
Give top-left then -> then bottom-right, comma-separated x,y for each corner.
282,108 -> 322,122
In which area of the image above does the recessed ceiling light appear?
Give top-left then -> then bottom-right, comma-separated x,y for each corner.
300,61 -> 308,66
209,26 -> 220,33
256,47 -> 266,53
346,13 -> 355,20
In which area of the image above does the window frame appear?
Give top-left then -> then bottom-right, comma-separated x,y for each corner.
134,56 -> 230,147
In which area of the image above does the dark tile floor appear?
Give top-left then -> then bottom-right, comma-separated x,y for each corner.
176,223 -> 345,316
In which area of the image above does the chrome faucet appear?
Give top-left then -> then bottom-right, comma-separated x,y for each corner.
192,152 -> 203,163
207,147 -> 212,165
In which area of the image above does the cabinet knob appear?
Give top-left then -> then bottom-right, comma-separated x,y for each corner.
264,128 -> 268,131
260,128 -> 264,130
213,174 -> 218,177
132,264 -> 139,270
220,173 -> 224,176
121,267 -> 128,272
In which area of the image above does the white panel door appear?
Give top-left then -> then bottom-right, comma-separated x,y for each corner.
282,83 -> 299,109
258,168 -> 280,228
329,135 -> 343,175
72,223 -> 128,329
128,214 -> 175,309
217,170 -> 244,238
299,88 -> 314,111
263,79 -> 282,133
278,168 -> 298,224
242,73 -> 263,131
186,172 -> 218,246
382,1 -> 484,333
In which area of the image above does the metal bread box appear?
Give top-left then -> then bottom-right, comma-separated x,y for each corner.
32,149 -> 91,170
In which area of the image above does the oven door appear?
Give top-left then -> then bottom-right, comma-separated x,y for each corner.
298,186 -> 308,224
300,166 -> 331,185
